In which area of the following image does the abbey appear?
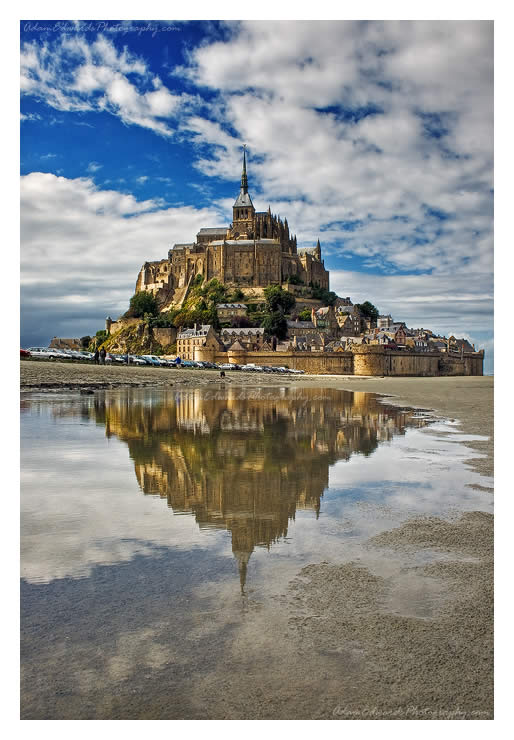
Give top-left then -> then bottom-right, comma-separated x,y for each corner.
135,150 -> 330,310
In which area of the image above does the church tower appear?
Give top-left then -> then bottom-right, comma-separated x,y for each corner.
231,146 -> 255,239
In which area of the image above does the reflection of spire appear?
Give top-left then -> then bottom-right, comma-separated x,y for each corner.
233,550 -> 251,594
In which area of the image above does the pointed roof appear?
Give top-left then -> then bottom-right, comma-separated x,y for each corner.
233,145 -> 254,208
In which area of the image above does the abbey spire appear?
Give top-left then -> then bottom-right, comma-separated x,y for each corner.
232,145 -> 255,236
241,144 -> 248,193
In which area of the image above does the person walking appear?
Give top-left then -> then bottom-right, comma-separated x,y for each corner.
99,347 -> 106,365
94,348 -> 100,365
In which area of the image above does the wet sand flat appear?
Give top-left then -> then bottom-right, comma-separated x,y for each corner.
20,364 -> 493,719
20,362 -> 493,475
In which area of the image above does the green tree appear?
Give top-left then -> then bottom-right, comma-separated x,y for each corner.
355,301 -> 379,320
80,335 -> 91,349
229,287 -> 245,302
264,285 -> 296,314
298,308 -> 312,321
310,285 -> 338,305
128,291 -> 158,318
262,311 -> 288,340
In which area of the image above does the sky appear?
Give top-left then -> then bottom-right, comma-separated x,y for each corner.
19,19 -> 494,371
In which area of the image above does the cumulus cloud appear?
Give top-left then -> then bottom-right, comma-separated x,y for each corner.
20,173 -> 227,344
20,33 -> 192,136
179,20 -> 493,279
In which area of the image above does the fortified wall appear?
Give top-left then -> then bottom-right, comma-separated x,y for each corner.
194,343 -> 484,376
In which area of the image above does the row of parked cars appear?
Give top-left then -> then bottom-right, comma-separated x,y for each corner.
22,347 -> 178,366
21,348 -> 305,374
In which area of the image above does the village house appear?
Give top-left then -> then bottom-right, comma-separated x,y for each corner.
312,305 -> 339,334
292,333 -> 326,352
429,338 -> 448,352
216,303 -> 248,321
393,326 -> 407,346
377,314 -> 393,329
176,324 -> 223,361
371,331 -> 395,346
448,336 -> 475,354
287,319 -> 320,339
406,336 -> 430,352
335,305 -> 363,335
220,327 -> 264,351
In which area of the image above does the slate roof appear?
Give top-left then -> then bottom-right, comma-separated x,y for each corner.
233,191 -> 254,207
221,327 -> 264,335
287,320 -> 315,329
178,325 -> 211,339
198,227 -> 228,234
336,305 -> 354,314
217,303 -> 247,310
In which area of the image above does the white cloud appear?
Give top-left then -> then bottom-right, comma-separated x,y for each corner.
20,33 -> 191,136
87,161 -> 103,173
179,20 -> 493,279
20,112 -> 41,122
20,173 -> 227,344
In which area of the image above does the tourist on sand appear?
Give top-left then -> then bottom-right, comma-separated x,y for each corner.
94,349 -> 100,365
99,347 -> 106,365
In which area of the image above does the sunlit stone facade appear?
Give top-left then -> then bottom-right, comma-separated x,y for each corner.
136,150 -> 330,310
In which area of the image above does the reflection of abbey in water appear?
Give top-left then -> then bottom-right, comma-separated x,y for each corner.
74,388 -> 426,590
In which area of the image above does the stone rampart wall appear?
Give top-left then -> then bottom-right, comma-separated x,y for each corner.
153,327 -> 177,347
195,344 -> 484,376
109,318 -> 142,334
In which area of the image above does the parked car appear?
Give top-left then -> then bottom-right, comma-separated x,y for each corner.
20,348 -> 31,358
146,355 -> 168,366
218,363 -> 241,371
110,353 -> 126,364
26,347 -> 62,360
140,355 -> 162,367
128,355 -> 147,366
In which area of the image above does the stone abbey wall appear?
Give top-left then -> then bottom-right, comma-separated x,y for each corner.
194,343 -> 484,376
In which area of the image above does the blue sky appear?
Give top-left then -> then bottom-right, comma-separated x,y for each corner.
20,20 -> 494,370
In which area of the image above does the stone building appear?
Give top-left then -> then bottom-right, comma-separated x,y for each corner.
312,305 -> 339,334
377,314 -> 393,329
286,319 -> 320,339
220,327 -> 264,351
335,304 -> 363,335
135,149 -> 330,311
217,303 -> 248,321
176,324 -> 223,361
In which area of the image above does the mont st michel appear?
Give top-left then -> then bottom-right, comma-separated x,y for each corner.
20,20 -> 493,725
94,151 -> 484,378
